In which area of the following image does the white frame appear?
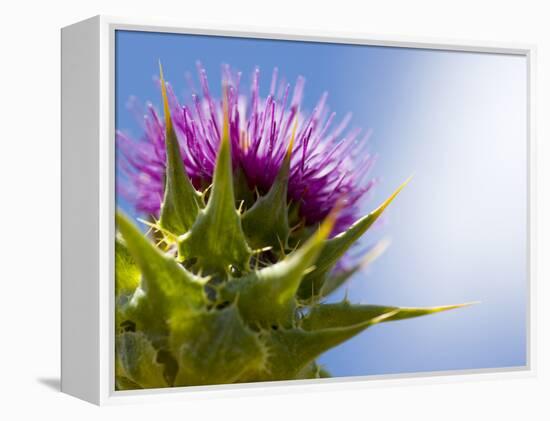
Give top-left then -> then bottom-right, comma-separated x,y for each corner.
61,15 -> 537,405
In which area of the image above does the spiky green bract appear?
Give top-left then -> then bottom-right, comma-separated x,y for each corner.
158,64 -> 204,238
116,212 -> 209,354
116,213 -> 207,312
177,93 -> 252,277
114,66 -> 471,390
301,301 -> 473,331
241,121 -> 296,251
220,208 -> 336,328
256,310 -> 399,381
298,178 -> 411,301
170,305 -> 266,386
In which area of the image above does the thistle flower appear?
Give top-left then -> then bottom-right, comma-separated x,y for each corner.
117,64 -> 377,236
114,63 -> 470,391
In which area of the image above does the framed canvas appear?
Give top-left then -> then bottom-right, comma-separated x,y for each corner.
61,15 -> 536,405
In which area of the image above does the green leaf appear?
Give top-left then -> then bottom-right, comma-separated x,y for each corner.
220,209 -> 337,328
178,96 -> 252,276
116,212 -> 207,337
170,305 -> 267,386
116,332 -> 168,389
257,310 -> 397,381
115,237 -> 141,297
298,178 -> 411,300
158,64 -> 204,237
241,121 -> 296,250
301,301 -> 472,331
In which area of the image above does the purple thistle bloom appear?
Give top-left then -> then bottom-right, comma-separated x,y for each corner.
117,64 -> 377,235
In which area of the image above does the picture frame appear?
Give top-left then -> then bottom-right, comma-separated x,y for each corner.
61,15 -> 536,405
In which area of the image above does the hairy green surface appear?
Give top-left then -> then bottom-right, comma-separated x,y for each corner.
114,66 -> 470,390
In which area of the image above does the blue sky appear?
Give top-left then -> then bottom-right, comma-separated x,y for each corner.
116,30 -> 528,378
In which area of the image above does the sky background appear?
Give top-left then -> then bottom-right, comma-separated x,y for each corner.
115,30 -> 528,378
